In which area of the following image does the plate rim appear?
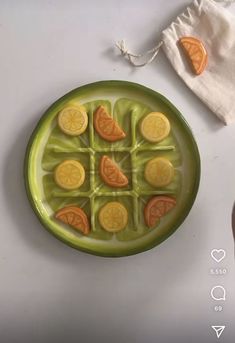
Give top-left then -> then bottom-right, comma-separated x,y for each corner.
24,80 -> 201,257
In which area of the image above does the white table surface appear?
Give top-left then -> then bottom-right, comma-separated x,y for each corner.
0,1 -> 235,342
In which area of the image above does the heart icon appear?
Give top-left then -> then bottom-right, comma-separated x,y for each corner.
211,249 -> 226,263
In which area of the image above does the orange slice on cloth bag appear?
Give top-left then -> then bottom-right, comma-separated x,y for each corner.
179,36 -> 208,75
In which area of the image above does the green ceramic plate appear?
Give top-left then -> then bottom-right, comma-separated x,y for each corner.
24,80 -> 200,257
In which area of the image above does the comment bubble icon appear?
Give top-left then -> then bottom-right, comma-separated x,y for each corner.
210,286 -> 226,301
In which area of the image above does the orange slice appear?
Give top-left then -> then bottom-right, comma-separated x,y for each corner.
94,105 -> 126,142
179,36 -> 208,75
55,206 -> 90,235
144,196 -> 176,228
99,202 -> 128,232
100,155 -> 128,188
54,160 -> 85,190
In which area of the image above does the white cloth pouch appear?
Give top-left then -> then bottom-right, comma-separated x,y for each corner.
117,0 -> 235,125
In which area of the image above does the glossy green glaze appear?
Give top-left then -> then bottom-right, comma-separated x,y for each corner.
24,81 -> 200,257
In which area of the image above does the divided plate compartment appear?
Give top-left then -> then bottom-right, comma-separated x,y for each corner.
42,98 -> 181,242
25,81 -> 200,256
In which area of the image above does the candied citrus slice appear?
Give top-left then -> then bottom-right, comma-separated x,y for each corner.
145,157 -> 174,187
99,202 -> 128,232
94,105 -> 126,142
58,105 -> 88,136
99,155 -> 128,188
54,160 -> 85,190
179,36 -> 208,75
144,196 -> 176,228
55,206 -> 90,235
140,112 -> 170,143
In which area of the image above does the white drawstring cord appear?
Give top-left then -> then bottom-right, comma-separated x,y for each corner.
115,39 -> 163,67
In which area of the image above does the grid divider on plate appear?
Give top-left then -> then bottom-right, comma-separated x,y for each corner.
89,150 -> 95,194
133,195 -> 139,230
90,196 -> 96,232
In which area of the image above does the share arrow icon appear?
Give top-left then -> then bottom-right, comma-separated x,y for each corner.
212,326 -> 226,338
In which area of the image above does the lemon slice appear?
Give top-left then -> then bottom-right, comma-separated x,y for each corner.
145,157 -> 174,187
54,160 -> 85,190
99,202 -> 128,232
140,112 -> 170,143
58,105 -> 88,136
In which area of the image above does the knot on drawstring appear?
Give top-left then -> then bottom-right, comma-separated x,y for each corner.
115,40 -> 130,56
115,39 -> 163,67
